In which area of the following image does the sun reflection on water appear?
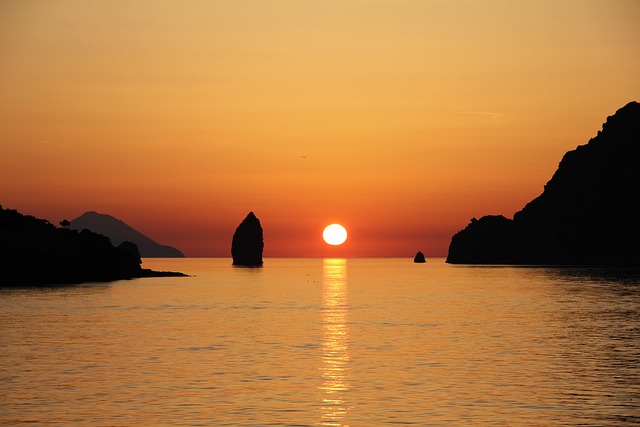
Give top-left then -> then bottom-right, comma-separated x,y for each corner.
319,258 -> 350,427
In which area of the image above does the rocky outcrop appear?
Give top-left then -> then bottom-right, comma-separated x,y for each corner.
446,101 -> 640,266
231,212 -> 264,266
69,211 -> 184,257
447,216 -> 516,264
413,251 -> 426,263
0,206 -> 186,286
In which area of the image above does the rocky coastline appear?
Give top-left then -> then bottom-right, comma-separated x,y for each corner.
446,101 -> 640,266
0,206 -> 186,286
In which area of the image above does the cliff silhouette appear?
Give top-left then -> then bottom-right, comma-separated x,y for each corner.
69,211 -> 184,258
231,212 -> 264,266
0,206 -> 186,286
447,101 -> 640,266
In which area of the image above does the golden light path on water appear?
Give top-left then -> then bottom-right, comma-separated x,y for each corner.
320,259 -> 350,427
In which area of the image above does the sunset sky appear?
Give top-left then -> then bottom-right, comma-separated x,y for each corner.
1,0 -> 639,257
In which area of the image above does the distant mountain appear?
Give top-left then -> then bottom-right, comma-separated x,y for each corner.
446,101 -> 640,266
69,211 -> 185,258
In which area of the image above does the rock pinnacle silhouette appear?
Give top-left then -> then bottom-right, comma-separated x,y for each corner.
231,212 -> 264,266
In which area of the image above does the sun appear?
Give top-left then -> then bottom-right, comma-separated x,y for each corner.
323,224 -> 348,246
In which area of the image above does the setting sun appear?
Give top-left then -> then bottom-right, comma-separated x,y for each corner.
323,224 -> 348,246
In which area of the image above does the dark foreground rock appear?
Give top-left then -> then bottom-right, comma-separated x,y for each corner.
446,101 -> 640,266
231,212 -> 264,266
414,251 -> 426,263
0,206 -> 186,286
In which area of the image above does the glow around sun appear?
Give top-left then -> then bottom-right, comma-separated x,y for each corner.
323,224 -> 348,246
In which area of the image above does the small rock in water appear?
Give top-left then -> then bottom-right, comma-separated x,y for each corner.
414,251 -> 426,263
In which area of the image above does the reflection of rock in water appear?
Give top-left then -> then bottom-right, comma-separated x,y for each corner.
320,259 -> 350,426
538,267 -> 640,287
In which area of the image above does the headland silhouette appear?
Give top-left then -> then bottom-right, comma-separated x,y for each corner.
447,101 -> 640,266
0,206 -> 186,286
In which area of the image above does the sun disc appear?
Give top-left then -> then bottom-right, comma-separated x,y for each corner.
323,224 -> 347,245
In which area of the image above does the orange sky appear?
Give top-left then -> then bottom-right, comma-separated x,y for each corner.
1,1 -> 639,257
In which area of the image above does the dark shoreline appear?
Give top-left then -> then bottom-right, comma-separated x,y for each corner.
1,269 -> 188,288
1,206 -> 188,288
138,268 -> 189,278
0,268 -> 190,289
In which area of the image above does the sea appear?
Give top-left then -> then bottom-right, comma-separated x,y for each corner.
1,258 -> 639,426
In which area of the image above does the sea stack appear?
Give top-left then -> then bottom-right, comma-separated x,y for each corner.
414,251 -> 426,263
231,212 -> 264,266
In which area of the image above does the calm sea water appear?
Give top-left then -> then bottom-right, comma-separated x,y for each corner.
1,258 -> 639,426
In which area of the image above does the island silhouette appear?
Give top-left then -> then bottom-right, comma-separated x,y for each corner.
68,211 -> 184,258
446,101 -> 640,266
0,206 -> 186,286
